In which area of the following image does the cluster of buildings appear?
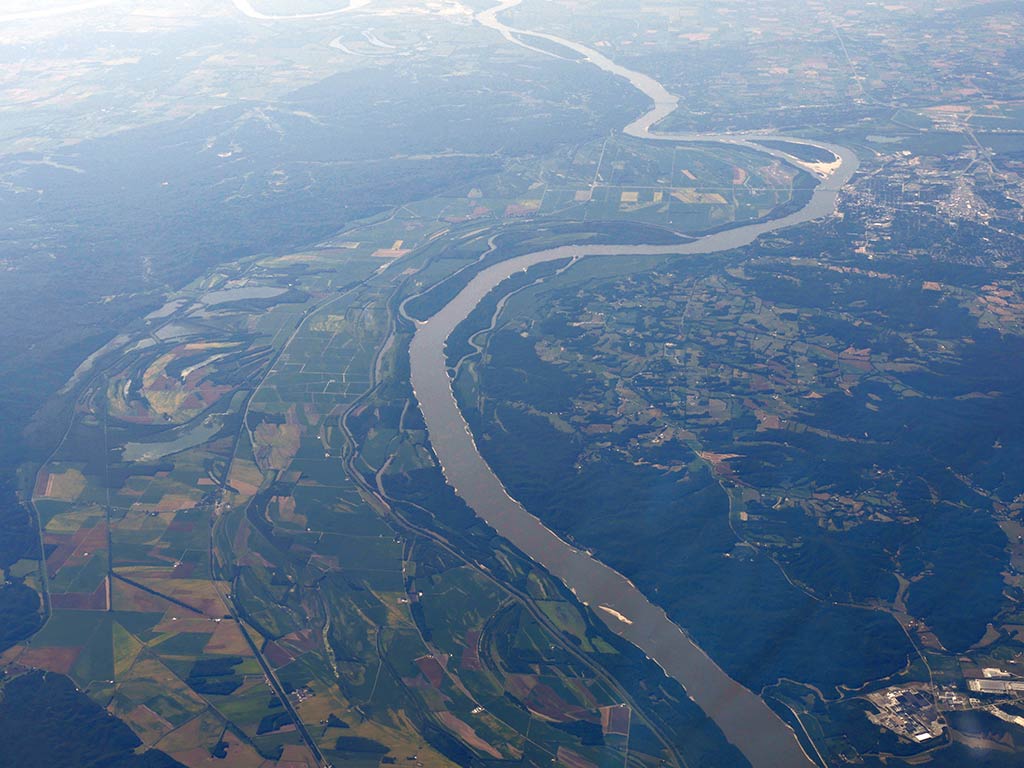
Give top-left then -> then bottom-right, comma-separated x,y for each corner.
865,686 -> 944,743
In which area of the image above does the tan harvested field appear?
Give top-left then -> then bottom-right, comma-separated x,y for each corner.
436,712 -> 503,759
697,451 -> 743,466
460,630 -> 483,671
228,458 -> 263,499
153,493 -> 202,513
274,496 -> 307,528
556,746 -> 598,768
373,592 -> 416,629
38,467 -> 87,501
600,704 -> 631,736
120,656 -> 208,711
278,628 -> 319,654
343,715 -> 452,768
254,422 -> 302,471
113,577 -> 174,612
32,468 -> 51,497
291,682 -> 347,725
505,674 -> 535,701
215,729 -> 273,768
120,704 -> 175,747
277,744 -> 318,767
672,188 -> 728,204
309,314 -> 348,333
111,507 -> 172,532
203,620 -> 250,655
524,681 -> 588,721
17,645 -> 81,674
153,614 -> 217,637
156,710 -> 225,762
118,573 -> 229,617
229,522 -> 276,569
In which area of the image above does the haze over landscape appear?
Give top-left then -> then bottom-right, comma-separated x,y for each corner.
2,2 -> 1024,767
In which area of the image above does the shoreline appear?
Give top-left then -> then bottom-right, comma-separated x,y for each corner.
406,3 -> 863,766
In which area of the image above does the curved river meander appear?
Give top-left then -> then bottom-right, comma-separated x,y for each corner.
410,4 -> 859,767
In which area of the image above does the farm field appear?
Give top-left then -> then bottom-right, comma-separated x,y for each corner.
1,123 -> 782,764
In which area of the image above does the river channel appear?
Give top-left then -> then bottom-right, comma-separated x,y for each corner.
408,4 -> 860,767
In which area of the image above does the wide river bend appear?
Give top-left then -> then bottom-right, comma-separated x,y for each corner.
409,4 -> 860,767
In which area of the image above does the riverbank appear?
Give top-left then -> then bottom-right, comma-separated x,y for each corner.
406,3 -> 861,765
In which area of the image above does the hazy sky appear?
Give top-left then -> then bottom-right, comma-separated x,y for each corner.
0,1 -> 118,23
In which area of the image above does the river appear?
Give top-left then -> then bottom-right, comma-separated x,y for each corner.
407,4 -> 862,767
231,0 -> 372,21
